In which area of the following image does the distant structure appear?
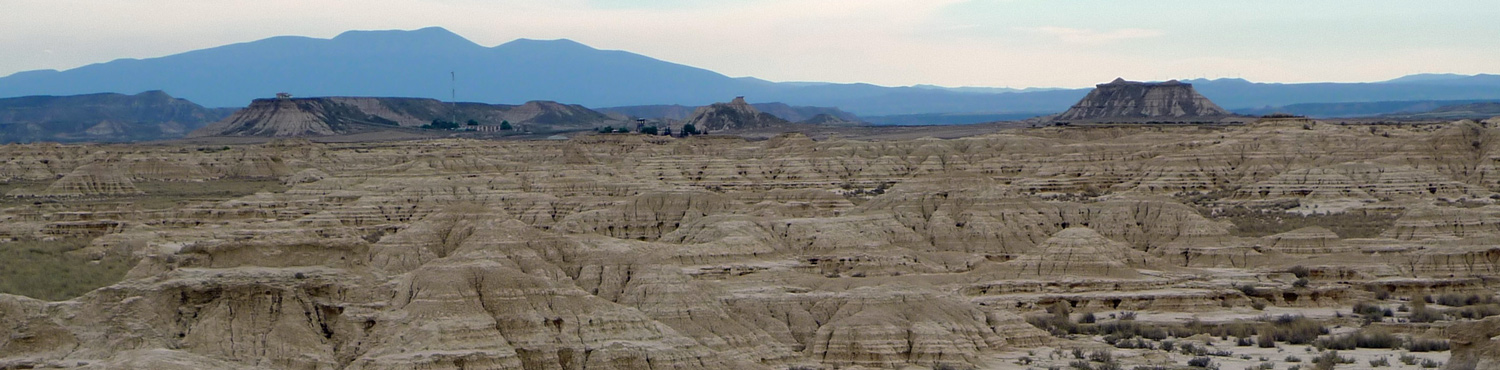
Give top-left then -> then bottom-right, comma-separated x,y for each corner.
275,92 -> 292,100
1053,78 -> 1235,124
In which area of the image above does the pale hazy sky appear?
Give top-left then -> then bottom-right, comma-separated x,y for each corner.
2,0 -> 1497,88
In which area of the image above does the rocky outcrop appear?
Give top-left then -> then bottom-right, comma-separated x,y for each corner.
681,97 -> 790,132
1054,78 -> 1233,123
1446,316 -> 1500,370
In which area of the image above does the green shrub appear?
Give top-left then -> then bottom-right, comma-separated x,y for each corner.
1433,293 -> 1496,307
1089,350 -> 1114,363
1448,303 -> 1500,319
1187,357 -> 1213,368
1409,306 -> 1446,323
1315,329 -> 1399,350
1406,339 -> 1450,352
1352,301 -> 1384,317
1258,330 -> 1276,348
1398,354 -> 1418,365
1263,315 -> 1327,345
1311,351 -> 1354,370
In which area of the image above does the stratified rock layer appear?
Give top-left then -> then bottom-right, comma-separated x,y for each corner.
1055,78 -> 1232,123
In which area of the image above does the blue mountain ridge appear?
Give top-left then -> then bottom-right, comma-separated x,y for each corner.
3,27 -> 1500,116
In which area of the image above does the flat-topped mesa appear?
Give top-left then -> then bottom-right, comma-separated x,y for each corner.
1054,78 -> 1234,123
682,96 -> 790,132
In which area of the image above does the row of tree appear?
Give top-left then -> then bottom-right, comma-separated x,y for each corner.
598,123 -> 701,136
421,119 -> 512,130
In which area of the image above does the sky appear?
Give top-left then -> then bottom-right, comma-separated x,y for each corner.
2,0 -> 1498,89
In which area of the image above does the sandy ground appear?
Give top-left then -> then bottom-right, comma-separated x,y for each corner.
988,343 -> 1449,370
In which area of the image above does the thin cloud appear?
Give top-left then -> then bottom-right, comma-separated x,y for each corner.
1027,26 -> 1164,44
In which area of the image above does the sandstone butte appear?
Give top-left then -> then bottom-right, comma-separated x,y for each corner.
3,118 -> 1500,369
1054,78 -> 1236,124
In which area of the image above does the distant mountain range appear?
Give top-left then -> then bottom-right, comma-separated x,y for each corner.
2,27 -> 1500,116
1234,99 -> 1500,118
1379,102 -> 1500,120
0,91 -> 231,143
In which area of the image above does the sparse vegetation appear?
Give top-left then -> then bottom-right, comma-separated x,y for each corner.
1187,357 -> 1214,368
0,238 -> 136,301
1314,328 -> 1399,350
1206,206 -> 1400,238
1311,351 -> 1354,370
1399,354 -> 1419,366
1263,315 -> 1328,345
1406,338 -> 1450,352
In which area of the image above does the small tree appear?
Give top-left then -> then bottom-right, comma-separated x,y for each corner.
662,127 -> 672,136
466,119 -> 479,126
682,123 -> 698,136
500,121 -> 512,130
599,126 -> 613,133
424,119 -> 459,130
640,126 -> 658,135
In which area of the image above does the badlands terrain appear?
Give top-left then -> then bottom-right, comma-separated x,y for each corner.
3,117 -> 1500,369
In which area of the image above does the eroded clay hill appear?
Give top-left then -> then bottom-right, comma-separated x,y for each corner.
191,97 -> 620,137
3,119 -> 1499,369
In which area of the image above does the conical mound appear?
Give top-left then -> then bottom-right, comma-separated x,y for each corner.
997,227 -> 1149,278
1263,226 -> 1348,254
36,163 -> 143,196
